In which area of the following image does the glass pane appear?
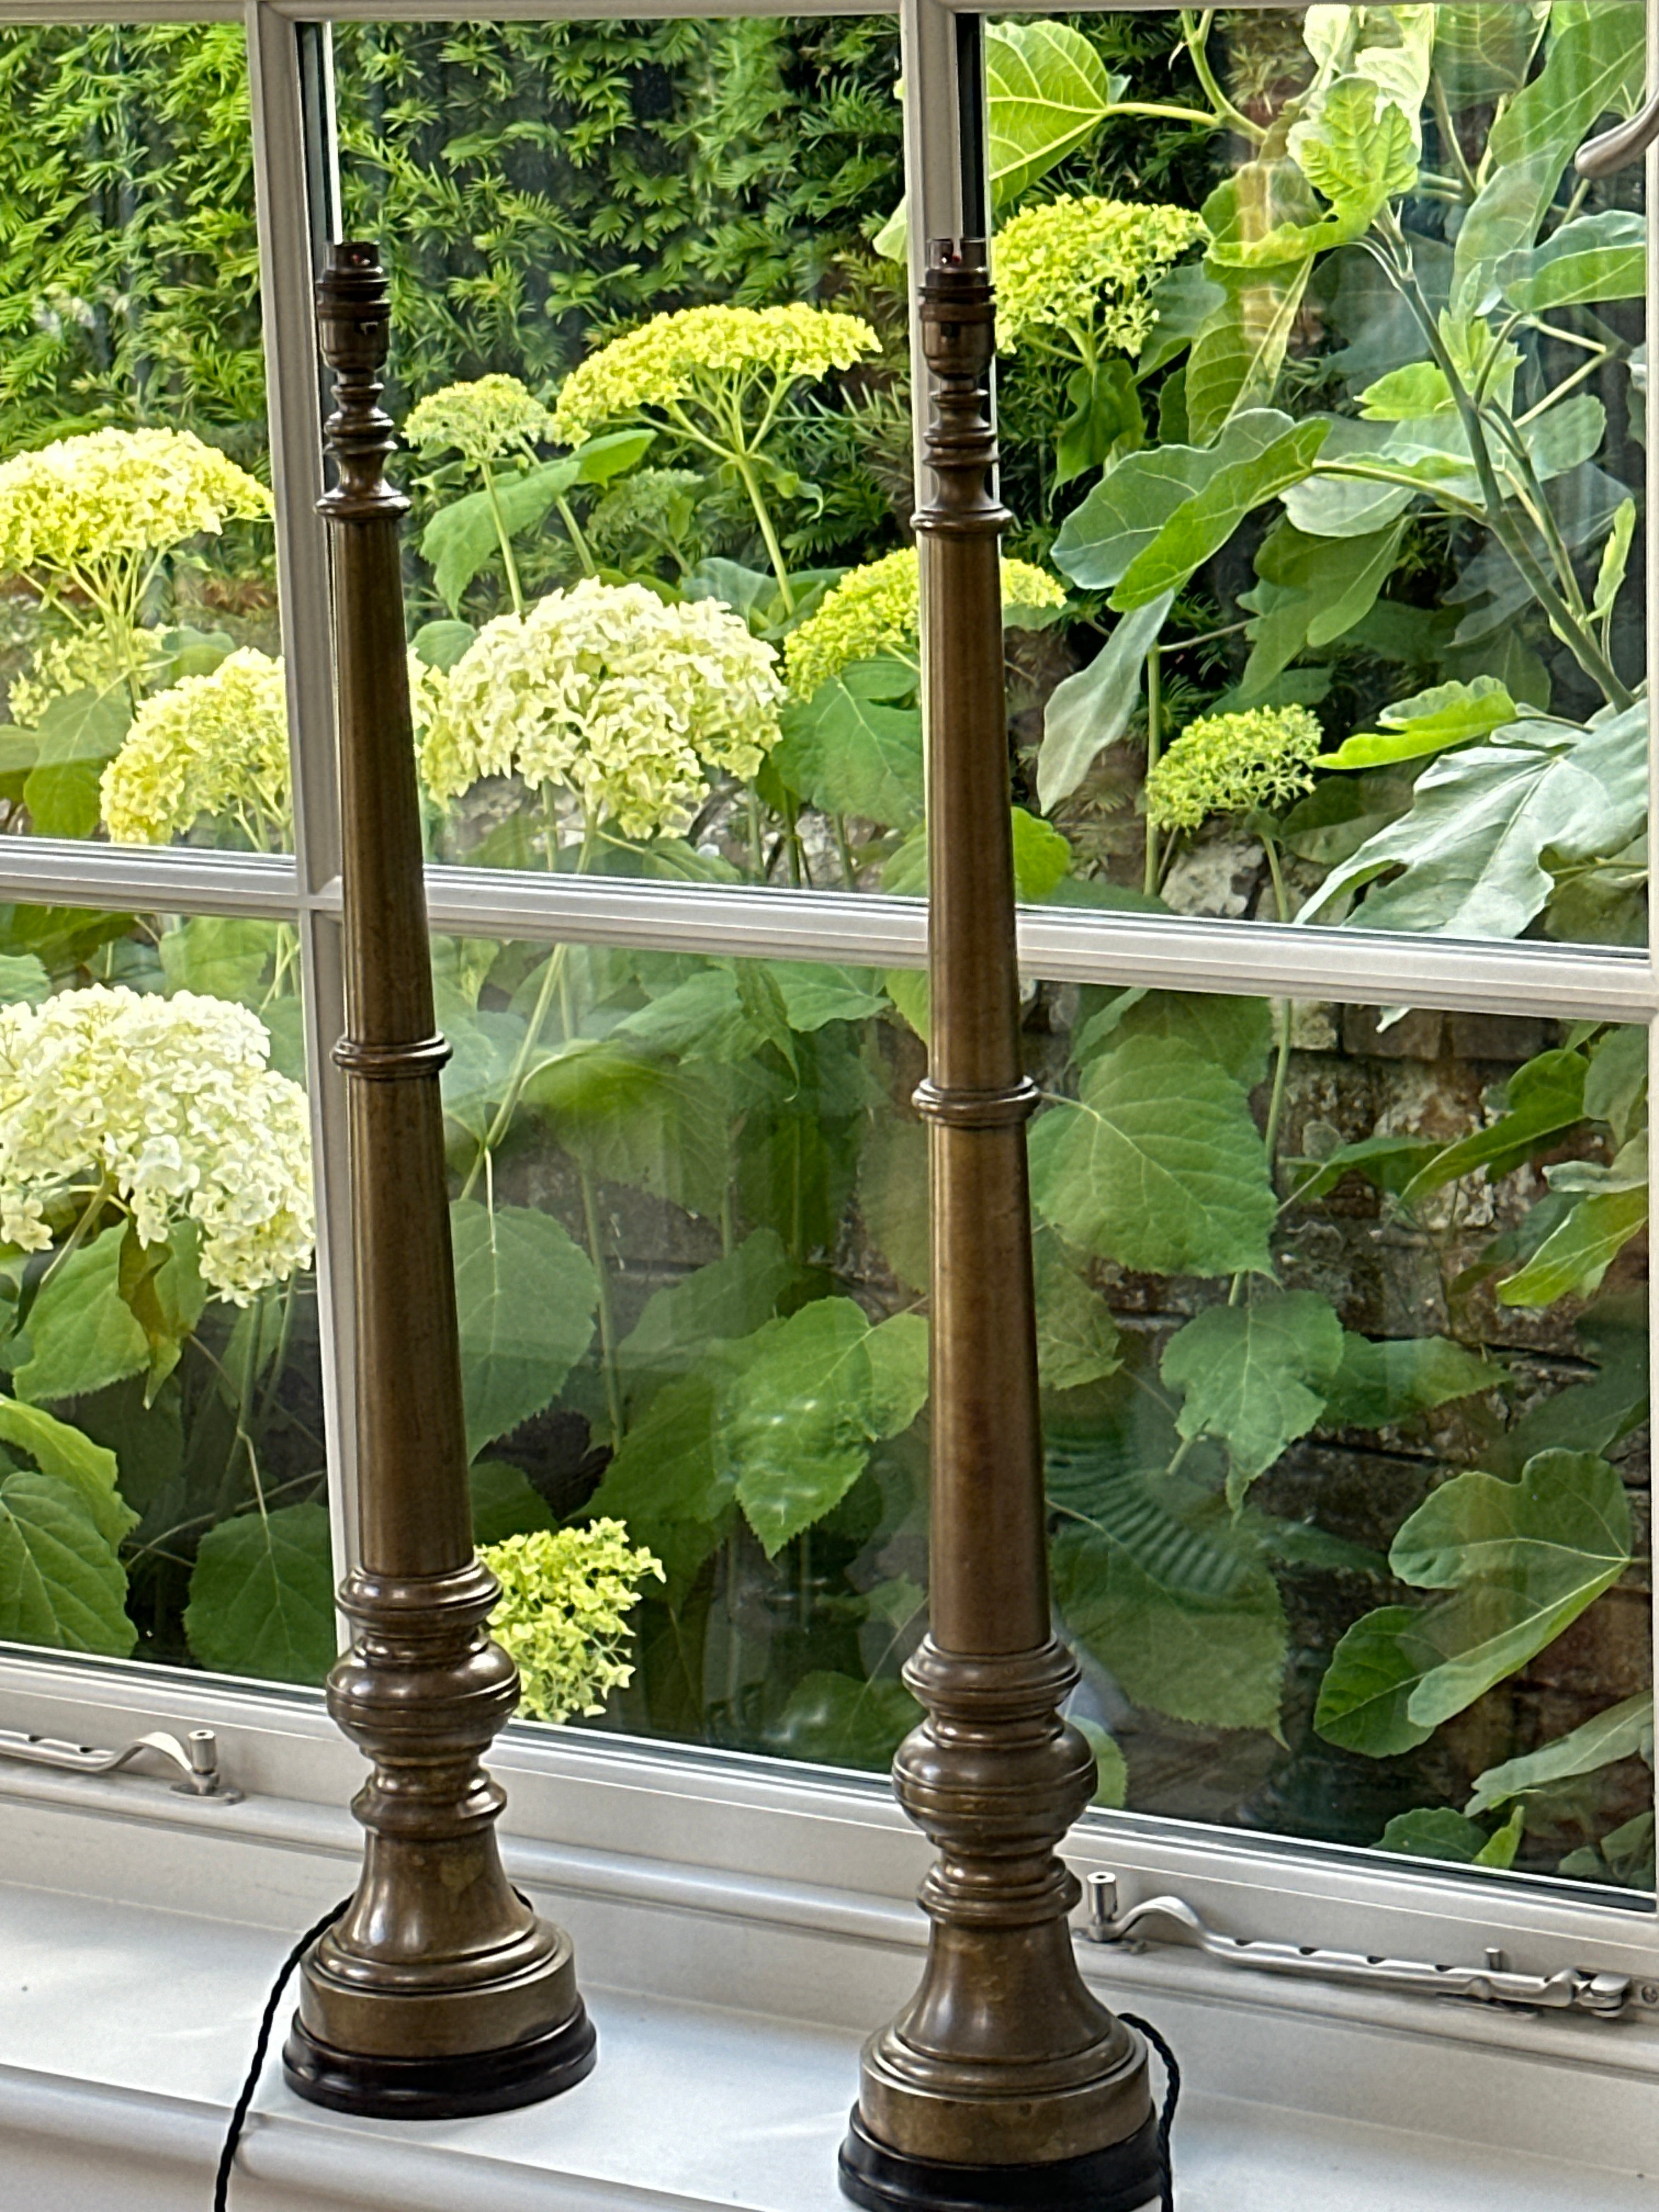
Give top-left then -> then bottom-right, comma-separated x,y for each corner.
0,904 -> 327,1684
333,17 -> 919,888
977,8 -> 1645,944
0,26 -> 286,851
442,933 -> 1650,1891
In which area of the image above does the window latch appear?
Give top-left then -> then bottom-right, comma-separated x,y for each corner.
1081,1872 -> 1647,2020
0,1724 -> 241,1803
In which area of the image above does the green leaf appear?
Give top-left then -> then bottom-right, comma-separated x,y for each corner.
1034,1232 -> 1121,1393
0,1395 -> 135,1545
1292,1130 -> 1442,1203
1323,676 -> 1520,770
535,1047 -> 733,1219
159,915 -> 274,1007
184,1500 -> 336,1684
1052,1523 -> 1287,1733
1074,1716 -> 1129,1808
1376,1805 -> 1522,1868
1029,1035 -> 1276,1279
421,459 -> 580,612
23,686 -> 132,839
1500,209 -> 1646,312
1186,261 -> 1313,444
1236,520 -> 1402,698
411,618 -> 476,672
1467,1690 -> 1653,1817
470,1460 -> 556,1544
1497,1178 -> 1647,1307
726,1300 -> 928,1557
1161,1290 -> 1344,1506
985,21 -> 1119,205
857,1113 -> 929,1295
1036,594 -> 1171,812
618,1228 -> 793,1403
0,955 -> 50,1006
1110,416 -> 1330,611
1012,807 -> 1071,901
585,1364 -> 736,1588
14,1231 -> 150,1406
1319,1451 -> 1633,1751
1052,410 -> 1304,591
1592,498 -> 1637,626
1584,1023 -> 1647,1143
1299,704 -> 1647,938
1076,989 -> 1274,1087
116,1222 -> 207,1398
573,427 -> 656,483
1280,770 -> 1416,866
770,962 -> 887,1032
1138,263 -> 1227,380
1560,1809 -> 1656,1887
1356,360 -> 1457,421
1289,75 -> 1418,235
450,1200 -> 599,1458
764,1670 -> 921,1770
773,681 -> 923,829
1321,1335 -> 1501,1430
1399,1046 -> 1588,1201
0,1469 -> 133,1654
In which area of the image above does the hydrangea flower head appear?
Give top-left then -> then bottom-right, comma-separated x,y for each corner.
550,304 -> 879,447
994,198 -> 1207,357
405,375 -> 556,467
101,648 -> 290,848
0,427 -> 269,577
1145,704 -> 1324,830
482,1519 -> 664,1723
783,546 -> 1067,698
419,579 -> 785,839
8,624 -> 149,727
0,984 -> 313,1303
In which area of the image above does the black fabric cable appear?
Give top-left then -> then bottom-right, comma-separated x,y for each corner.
1120,2013 -> 1181,2212
213,1897 -> 350,2212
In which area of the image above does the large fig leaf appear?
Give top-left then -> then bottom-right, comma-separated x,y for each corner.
1466,1689 -> 1653,1816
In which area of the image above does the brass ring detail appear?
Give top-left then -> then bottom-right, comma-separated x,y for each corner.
911,1075 -> 1040,1128
333,1033 -> 452,1080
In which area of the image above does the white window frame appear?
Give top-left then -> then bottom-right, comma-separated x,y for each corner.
0,0 -> 1654,2066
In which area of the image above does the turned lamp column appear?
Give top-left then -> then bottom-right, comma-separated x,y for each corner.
282,241 -> 595,2119
839,242 -> 1159,2212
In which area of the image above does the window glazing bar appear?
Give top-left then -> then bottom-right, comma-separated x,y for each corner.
0,840 -> 300,918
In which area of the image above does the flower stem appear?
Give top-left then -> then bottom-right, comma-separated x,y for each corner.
730,451 -> 795,613
479,457 -> 526,617
554,492 -> 598,578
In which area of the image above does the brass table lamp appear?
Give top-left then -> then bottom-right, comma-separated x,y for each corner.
838,241 -> 1160,2211
281,241 -> 595,2118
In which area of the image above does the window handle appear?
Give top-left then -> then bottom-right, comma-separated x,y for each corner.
1576,87 -> 1659,177
1080,1872 -> 1644,2019
0,1724 -> 241,1801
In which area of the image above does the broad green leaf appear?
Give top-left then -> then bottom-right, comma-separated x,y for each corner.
0,1396 -> 135,1545
1399,1046 -> 1588,1201
1186,261 -> 1313,443
1035,1233 -> 1121,1393
985,21 -> 1119,205
574,428 -> 657,483
1292,1130 -> 1442,1203
1036,594 -> 1171,812
470,1460 -> 556,1543
765,1670 -> 921,1770
535,1047 -> 734,1219
117,1222 -> 208,1399
727,1301 -> 928,1557
1299,704 -> 1647,938
1356,360 -> 1456,420
1376,1805 -> 1523,1868
1029,1035 -> 1276,1279
1280,770 -> 1416,867
450,1200 -> 599,1458
23,686 -> 132,839
0,955 -> 50,1006
1053,1524 -> 1287,1733
773,681 -> 923,829
1321,1335 -> 1502,1430
1237,520 -> 1402,697
1488,1299 -> 1647,1473
0,1469 -> 133,1654
411,618 -> 477,672
1161,1290 -> 1344,1505
1500,209 -> 1646,313
1111,417 -> 1330,611
1468,1690 -> 1653,1818
1137,263 -> 1227,380
1289,75 -> 1419,234
585,1364 -> 738,1588
1047,1454 -> 1259,1603
857,1113 -> 929,1294
1012,807 -> 1071,901
618,1228 -> 792,1402
1497,1177 -> 1647,1307
770,962 -> 887,1032
1584,1023 -> 1647,1143
159,915 -> 273,1006
1434,3 -> 1548,110
1592,498 -> 1637,625
422,459 -> 578,611
1074,1716 -> 1129,1808
1323,676 -> 1519,770
184,1500 -> 336,1684
1282,415 -> 1479,538
1052,411 -> 1302,590
1322,1451 -> 1633,1750
1075,989 -> 1274,1088
14,1231 -> 149,1406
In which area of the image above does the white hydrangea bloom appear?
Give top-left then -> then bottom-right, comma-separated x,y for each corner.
0,985 -> 314,1304
419,578 -> 785,840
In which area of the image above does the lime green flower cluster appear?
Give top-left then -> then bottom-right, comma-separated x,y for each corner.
550,304 -> 879,448
100,648 -> 290,849
1145,704 -> 1324,831
8,624 -> 147,726
994,197 -> 1207,359
481,1519 -> 665,1724
783,546 -> 1067,698
406,374 -> 555,466
419,578 -> 785,841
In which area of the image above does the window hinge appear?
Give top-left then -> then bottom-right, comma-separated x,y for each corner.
0,1724 -> 242,1803
1080,1872 -> 1651,2021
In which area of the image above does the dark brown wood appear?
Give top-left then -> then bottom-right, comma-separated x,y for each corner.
840,240 -> 1155,2209
283,242 -> 593,2118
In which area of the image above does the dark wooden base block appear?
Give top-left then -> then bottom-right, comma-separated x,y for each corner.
282,2002 -> 597,2118
838,2108 -> 1163,2212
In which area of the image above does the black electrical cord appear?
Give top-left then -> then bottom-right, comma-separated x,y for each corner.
1120,2013 -> 1181,2212
213,1897 -> 350,2212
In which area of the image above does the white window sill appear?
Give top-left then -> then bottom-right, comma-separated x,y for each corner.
2,1655 -> 1657,2207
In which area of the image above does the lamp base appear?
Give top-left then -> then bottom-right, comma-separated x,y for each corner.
282,2002 -> 596,2119
838,2109 -> 1163,2212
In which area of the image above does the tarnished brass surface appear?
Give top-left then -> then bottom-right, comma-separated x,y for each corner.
284,244 -> 591,2116
845,241 -> 1153,2185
